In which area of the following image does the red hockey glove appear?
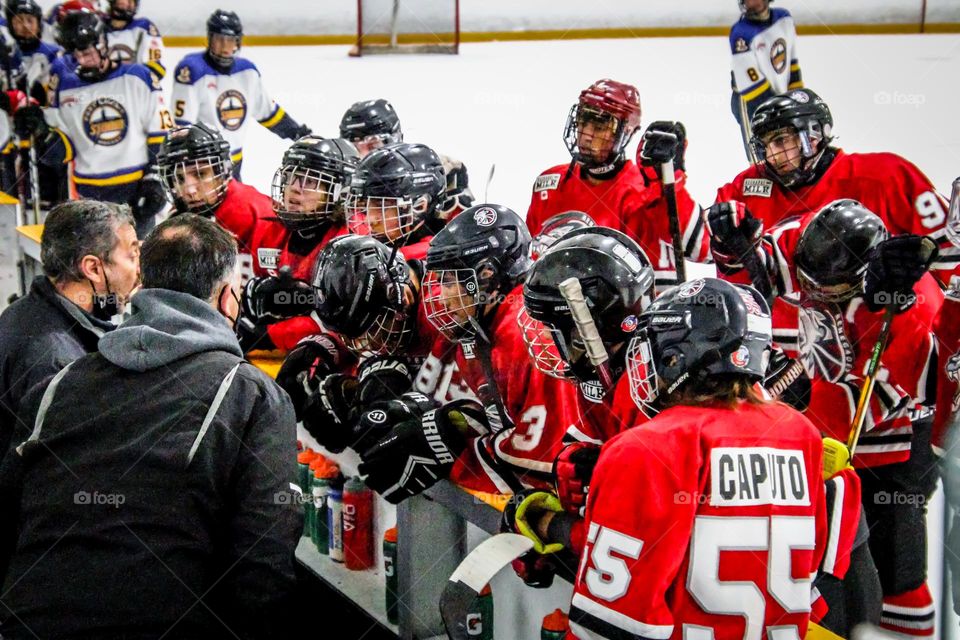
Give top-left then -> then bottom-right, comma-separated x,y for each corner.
553,441 -> 601,516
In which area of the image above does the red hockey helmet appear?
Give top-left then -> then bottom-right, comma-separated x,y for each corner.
563,79 -> 642,170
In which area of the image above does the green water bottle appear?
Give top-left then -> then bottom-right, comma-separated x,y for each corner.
383,527 -> 399,625
466,583 -> 493,640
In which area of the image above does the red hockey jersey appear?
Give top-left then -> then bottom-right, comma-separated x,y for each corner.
526,161 -> 708,291
443,288 -> 582,494
570,401 -> 827,640
214,179 -> 289,279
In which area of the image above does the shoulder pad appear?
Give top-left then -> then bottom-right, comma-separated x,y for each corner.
231,57 -> 259,75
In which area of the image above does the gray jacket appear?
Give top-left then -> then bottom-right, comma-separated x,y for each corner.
0,288 -> 301,639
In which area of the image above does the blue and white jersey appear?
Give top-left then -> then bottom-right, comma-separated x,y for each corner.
171,52 -> 288,166
19,40 -> 62,101
106,16 -> 165,79
46,62 -> 170,188
729,7 -> 802,120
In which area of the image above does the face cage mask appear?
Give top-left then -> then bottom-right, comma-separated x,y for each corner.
563,104 -> 627,169
626,332 -> 660,418
271,165 -> 343,227
162,156 -> 231,216
346,192 -> 426,244
207,34 -> 240,68
351,132 -> 401,158
753,126 -> 825,188
796,265 -> 866,305
343,306 -> 416,358
423,268 -> 484,342
517,306 -> 569,379
947,176 -> 960,248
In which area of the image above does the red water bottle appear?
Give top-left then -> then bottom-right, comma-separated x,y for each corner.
343,476 -> 375,570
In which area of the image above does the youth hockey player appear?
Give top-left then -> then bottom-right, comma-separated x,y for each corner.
339,98 -> 474,223
5,0 -> 59,101
526,78 -> 707,290
14,8 -> 169,235
729,0 -> 802,159
171,9 -> 310,179
104,0 -> 164,80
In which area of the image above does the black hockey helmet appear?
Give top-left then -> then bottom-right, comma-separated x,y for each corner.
626,277 -> 772,416
107,0 -> 136,24
521,227 -> 654,382
312,234 -> 416,356
272,136 -> 359,233
750,88 -> 833,188
59,8 -> 108,79
206,9 -> 242,71
423,203 -> 532,341
738,0 -> 773,18
157,123 -> 232,216
345,142 -> 445,246
529,210 -> 596,261
794,199 -> 888,304
339,99 -> 402,156
5,0 -> 43,45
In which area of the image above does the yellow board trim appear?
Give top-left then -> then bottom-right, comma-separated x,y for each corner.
247,350 -> 286,379
0,191 -> 20,205
743,79 -> 771,101
162,22 -> 960,47
73,169 -> 144,187
259,106 -> 286,129
16,223 -> 43,243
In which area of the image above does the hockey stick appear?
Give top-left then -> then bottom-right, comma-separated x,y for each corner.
559,277 -> 614,392
483,163 -> 495,203
660,155 -> 686,284
847,236 -> 938,458
440,533 -> 534,640
26,135 -> 39,223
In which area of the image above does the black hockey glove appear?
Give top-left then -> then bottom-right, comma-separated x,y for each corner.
290,124 -> 312,140
553,441 -> 601,517
358,396 -> 488,504
240,266 -> 315,324
864,234 -> 939,313
135,172 -> 168,219
13,104 -> 47,139
437,156 -> 474,221
705,201 -> 764,273
276,334 -> 343,419
763,347 -> 811,412
638,120 -> 687,173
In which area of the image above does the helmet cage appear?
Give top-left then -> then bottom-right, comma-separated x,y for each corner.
343,306 -> 415,357
423,267 -> 483,341
751,121 -> 830,188
626,329 -> 660,417
517,306 -> 569,379
272,164 -> 344,230
563,103 -> 629,168
346,192 -> 428,243
351,132 -> 402,157
160,155 -> 231,216
796,264 -> 867,305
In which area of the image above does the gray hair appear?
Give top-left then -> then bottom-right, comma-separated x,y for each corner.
140,214 -> 238,301
41,200 -> 136,283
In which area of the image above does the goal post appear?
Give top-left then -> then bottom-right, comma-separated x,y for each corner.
350,0 -> 460,56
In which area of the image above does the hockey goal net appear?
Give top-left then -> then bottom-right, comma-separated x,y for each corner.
350,0 -> 460,56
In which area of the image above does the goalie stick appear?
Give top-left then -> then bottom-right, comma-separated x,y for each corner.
559,277 -> 614,392
440,533 -> 534,639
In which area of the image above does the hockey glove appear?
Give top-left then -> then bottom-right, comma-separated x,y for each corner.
500,489 -> 572,589
136,172 -> 168,219
705,201 -> 764,273
864,234 -> 939,313
358,397 -> 488,504
553,441 -> 601,517
290,124 -> 312,140
240,266 -> 315,324
13,104 -> 48,139
276,334 -> 343,419
763,347 -> 811,412
638,120 -> 687,173
0,89 -> 26,115
437,156 -> 474,220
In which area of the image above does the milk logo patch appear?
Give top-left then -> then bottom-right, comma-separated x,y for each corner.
83,98 -> 128,146
257,247 -> 281,270
579,380 -> 605,403
473,206 -> 498,227
217,90 -> 247,131
711,447 -> 810,507
770,38 -> 787,74
743,178 -> 773,198
534,173 -> 561,200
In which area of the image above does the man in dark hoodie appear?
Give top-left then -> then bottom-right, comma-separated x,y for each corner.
0,214 -> 301,639
0,200 -> 140,467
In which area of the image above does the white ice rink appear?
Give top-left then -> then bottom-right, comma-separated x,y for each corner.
159,33 -> 960,639
164,33 -> 960,212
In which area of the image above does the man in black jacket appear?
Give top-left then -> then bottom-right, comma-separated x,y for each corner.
0,200 -> 140,465
0,214 -> 301,639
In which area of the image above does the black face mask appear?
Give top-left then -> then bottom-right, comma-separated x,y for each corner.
219,283 -> 242,331
88,266 -> 121,322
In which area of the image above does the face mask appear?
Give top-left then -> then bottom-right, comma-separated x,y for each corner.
219,283 -> 242,331
88,263 -> 121,322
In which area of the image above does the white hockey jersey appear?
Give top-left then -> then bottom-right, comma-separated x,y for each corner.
46,62 -> 170,187
171,52 -> 287,166
20,41 -> 62,101
106,17 -> 165,79
729,8 -> 802,121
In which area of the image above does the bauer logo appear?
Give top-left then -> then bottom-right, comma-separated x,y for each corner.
743,179 -> 773,198
533,174 -> 561,192
711,447 -> 810,507
473,207 -> 498,227
216,90 -> 247,131
83,98 -> 129,146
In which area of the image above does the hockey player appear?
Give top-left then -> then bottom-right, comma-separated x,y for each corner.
339,98 -> 474,223
104,0 -> 164,80
346,141 -> 447,260
13,8 -> 168,236
714,199 -> 941,636
5,0 -> 59,102
526,78 -> 707,290
353,204 -> 582,501
729,0 -> 802,159
171,10 -> 310,180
